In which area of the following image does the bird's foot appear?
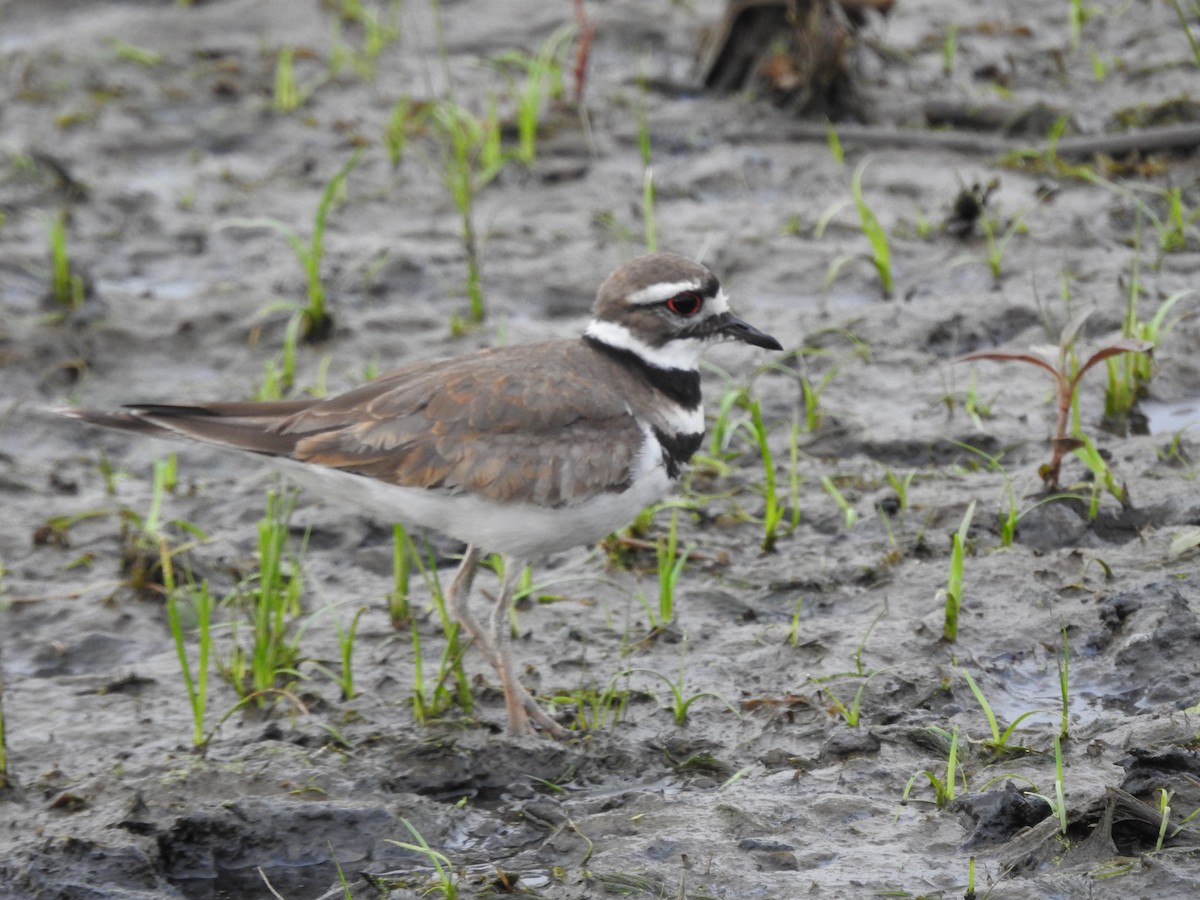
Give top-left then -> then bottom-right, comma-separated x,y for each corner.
503,683 -> 567,739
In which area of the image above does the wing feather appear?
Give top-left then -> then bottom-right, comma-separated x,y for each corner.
292,342 -> 647,505
67,340 -> 651,508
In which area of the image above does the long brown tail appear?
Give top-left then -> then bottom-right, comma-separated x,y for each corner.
58,401 -> 318,456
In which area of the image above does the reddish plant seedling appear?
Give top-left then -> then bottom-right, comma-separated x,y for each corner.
572,0 -> 597,103
960,326 -> 1152,489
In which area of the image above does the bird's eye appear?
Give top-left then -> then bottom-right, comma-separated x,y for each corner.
665,291 -> 704,317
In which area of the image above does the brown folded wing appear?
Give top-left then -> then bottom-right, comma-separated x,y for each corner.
99,341 -> 647,508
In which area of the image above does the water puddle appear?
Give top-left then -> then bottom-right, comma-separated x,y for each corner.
1142,397 -> 1200,435
976,655 -> 1114,734
97,274 -> 200,303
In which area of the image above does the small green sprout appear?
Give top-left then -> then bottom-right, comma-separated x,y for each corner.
162,546 -> 213,750
821,476 -> 858,530
1029,736 -> 1069,834
47,212 -> 86,309
958,667 -> 1042,754
850,160 -> 893,297
942,500 -> 975,642
223,150 -> 362,346
623,657 -> 741,727
429,100 -> 506,325
388,817 -> 459,899
901,725 -> 962,808
492,25 -> 573,165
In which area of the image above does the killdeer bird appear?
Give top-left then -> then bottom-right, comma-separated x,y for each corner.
61,253 -> 782,737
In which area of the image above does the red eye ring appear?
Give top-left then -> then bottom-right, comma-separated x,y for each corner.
666,291 -> 704,317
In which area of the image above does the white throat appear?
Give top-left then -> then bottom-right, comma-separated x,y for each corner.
584,319 -> 703,371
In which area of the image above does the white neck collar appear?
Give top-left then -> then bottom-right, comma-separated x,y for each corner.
584,319 -> 702,371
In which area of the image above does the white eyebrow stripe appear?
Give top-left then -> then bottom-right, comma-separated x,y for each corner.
709,288 -> 731,314
627,279 -> 705,306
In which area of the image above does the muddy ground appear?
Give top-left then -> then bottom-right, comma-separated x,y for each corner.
3,1 -> 1200,898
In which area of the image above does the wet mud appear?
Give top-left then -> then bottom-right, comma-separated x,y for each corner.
3,1 -> 1200,898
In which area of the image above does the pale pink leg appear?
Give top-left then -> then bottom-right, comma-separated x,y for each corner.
446,548 -> 564,738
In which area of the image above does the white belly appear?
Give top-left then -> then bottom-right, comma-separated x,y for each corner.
270,436 -> 675,560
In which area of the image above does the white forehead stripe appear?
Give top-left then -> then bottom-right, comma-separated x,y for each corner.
584,319 -> 704,371
627,279 -> 705,306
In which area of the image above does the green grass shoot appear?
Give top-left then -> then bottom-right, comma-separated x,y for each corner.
252,490 -> 304,696
143,453 -> 177,537
1167,0 -> 1200,67
309,606 -> 366,701
641,164 -> 657,255
942,500 -> 975,642
747,398 -> 784,551
941,22 -> 958,75
272,46 -> 309,113
219,489 -> 305,704
786,596 -> 805,647
820,475 -> 858,530
357,0 -> 402,71
551,677 -> 630,732
799,368 -> 836,432
256,313 -> 302,400
1027,742 -> 1069,834
430,100 -> 506,325
405,538 -> 473,722
1058,625 -> 1071,739
224,150 -> 361,344
980,210 -> 1028,284
493,25 -> 573,165
384,95 -> 425,168
950,441 -> 1020,546
1051,735 -> 1068,833
884,467 -> 915,512
332,852 -> 353,900
850,605 -> 885,677
707,381 -> 748,459
1110,284 -> 1191,423
33,508 -> 111,553
389,523 -> 413,627
328,0 -> 403,80
47,212 -> 85,309
825,120 -> 844,165
1073,434 -> 1126,516
653,510 -> 689,625
824,679 -> 868,727
335,607 -> 365,700
850,160 -> 893,297
958,666 -> 1041,754
1068,0 -> 1086,52
108,38 -> 163,66
624,654 -> 740,726
162,542 -> 213,750
119,454 -> 206,592
788,418 -> 802,531
1156,788 -> 1173,853
1081,172 -> 1200,256
901,725 -> 961,808
1000,115 -> 1096,179
389,817 -> 459,899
